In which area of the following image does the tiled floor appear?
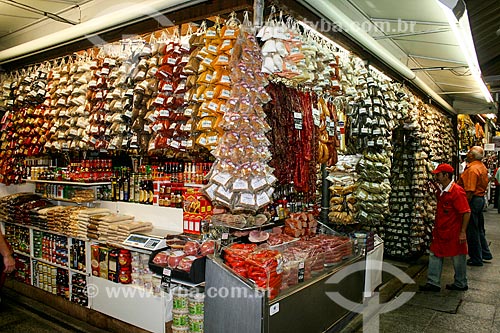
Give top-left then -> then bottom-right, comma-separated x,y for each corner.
0,297 -> 73,332
356,208 -> 500,333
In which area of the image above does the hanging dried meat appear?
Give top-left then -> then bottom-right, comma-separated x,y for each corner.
263,83 -> 318,202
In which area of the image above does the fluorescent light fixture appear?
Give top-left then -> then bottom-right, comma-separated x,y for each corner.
298,0 -> 456,114
0,0 -> 206,64
437,2 -> 494,103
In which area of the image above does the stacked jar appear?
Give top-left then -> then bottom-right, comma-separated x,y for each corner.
118,249 -> 132,284
172,286 -> 190,333
188,288 -> 204,333
34,260 -> 58,295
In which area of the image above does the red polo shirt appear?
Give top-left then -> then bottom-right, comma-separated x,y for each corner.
430,182 -> 471,257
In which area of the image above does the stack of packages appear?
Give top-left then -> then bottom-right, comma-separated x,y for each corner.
309,235 -> 353,265
0,193 -> 45,225
223,243 -> 283,300
283,212 -> 318,238
31,206 -> 59,229
54,206 -> 86,235
279,235 -> 353,291
87,214 -> 134,241
76,208 -> 111,239
46,206 -> 64,231
107,220 -> 154,243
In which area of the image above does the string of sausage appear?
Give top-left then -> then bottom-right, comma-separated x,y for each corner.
264,82 -> 317,202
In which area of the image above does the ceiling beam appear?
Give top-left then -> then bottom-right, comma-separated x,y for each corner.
373,27 -> 450,40
408,54 -> 467,65
370,17 -> 449,26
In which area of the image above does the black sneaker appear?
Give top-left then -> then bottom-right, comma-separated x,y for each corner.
445,284 -> 468,291
419,283 -> 441,292
467,260 -> 483,266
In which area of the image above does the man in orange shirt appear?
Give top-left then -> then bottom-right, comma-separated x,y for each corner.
457,146 -> 493,266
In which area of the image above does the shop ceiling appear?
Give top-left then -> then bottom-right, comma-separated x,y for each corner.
0,0 -> 498,116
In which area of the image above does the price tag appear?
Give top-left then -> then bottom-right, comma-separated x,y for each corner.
298,262 -> 305,283
312,107 -> 320,126
161,268 -> 172,288
222,232 -> 229,240
293,112 -> 303,130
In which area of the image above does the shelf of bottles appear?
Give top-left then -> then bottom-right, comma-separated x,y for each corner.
99,161 -> 212,208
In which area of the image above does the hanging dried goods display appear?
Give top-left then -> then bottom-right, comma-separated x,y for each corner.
258,10 -> 342,94
263,83 -> 318,202
341,56 -> 397,237
326,154 -> 360,224
202,17 -> 275,212
0,67 -> 50,184
148,29 -> 191,154
385,86 -> 455,259
457,114 -> 479,152
182,17 -> 238,153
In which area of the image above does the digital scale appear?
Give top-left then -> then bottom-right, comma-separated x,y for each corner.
122,228 -> 178,251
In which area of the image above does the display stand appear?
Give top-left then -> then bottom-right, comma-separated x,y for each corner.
205,255 -> 365,333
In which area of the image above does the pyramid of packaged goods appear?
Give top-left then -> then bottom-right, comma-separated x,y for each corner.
203,20 -> 276,212
0,193 -> 47,224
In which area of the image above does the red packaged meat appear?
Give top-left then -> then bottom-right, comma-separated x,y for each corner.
200,240 -> 216,256
177,255 -> 199,272
167,251 -> 186,269
183,241 -> 200,256
152,251 -> 170,266
246,249 -> 283,300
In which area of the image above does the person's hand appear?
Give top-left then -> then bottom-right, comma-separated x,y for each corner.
459,231 -> 467,243
3,254 -> 16,274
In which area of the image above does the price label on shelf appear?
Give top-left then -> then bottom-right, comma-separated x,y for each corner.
298,261 -> 305,283
161,268 -> 172,288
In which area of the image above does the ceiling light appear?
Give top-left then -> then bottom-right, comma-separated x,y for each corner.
437,2 -> 494,103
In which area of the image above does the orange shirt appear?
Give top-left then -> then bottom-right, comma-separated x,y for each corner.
458,160 -> 489,196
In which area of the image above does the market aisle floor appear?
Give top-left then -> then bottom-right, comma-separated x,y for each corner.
349,208 -> 500,333
0,289 -> 108,333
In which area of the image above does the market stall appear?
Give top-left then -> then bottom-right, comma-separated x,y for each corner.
0,1 -> 463,332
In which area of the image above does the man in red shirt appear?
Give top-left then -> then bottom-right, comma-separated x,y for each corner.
420,163 -> 471,292
457,146 -> 493,266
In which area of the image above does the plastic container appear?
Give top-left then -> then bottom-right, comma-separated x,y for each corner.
188,316 -> 204,332
188,289 -> 205,316
172,286 -> 189,313
172,312 -> 189,327
171,326 -> 189,333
